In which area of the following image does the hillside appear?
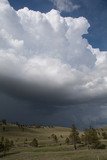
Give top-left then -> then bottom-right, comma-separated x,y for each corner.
0,123 -> 107,160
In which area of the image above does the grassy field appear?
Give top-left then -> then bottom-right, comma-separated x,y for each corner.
0,123 -> 107,160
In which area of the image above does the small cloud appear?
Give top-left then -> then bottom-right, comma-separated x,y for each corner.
50,0 -> 80,12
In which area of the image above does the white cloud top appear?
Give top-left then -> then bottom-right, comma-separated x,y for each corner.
0,0 -> 107,105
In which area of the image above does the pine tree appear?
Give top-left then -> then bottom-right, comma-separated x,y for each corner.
1,119 -> 7,125
84,127 -> 100,149
69,124 -> 80,150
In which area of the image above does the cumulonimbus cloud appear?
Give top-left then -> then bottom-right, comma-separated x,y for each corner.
0,0 -> 107,105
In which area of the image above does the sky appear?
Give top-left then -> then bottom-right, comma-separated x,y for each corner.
0,0 -> 107,128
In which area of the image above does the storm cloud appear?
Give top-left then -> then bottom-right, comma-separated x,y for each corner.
0,0 -> 107,126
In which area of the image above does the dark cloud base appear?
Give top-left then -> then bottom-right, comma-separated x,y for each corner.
0,91 -> 107,128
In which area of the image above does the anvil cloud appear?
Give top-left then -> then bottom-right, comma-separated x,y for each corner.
0,0 -> 107,108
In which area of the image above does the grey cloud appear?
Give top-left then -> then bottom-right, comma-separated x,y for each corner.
0,92 -> 107,128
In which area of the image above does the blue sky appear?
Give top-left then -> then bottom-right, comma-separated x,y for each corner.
8,0 -> 107,51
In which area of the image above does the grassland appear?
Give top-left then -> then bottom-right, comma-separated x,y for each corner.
0,123 -> 107,160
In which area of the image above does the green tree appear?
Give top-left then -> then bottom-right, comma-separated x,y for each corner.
1,119 -> 7,125
84,127 -> 101,149
1,119 -> 7,132
0,137 -> 14,156
2,126 -> 6,132
69,124 -> 80,150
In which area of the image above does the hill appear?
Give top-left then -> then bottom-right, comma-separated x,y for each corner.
0,123 -> 107,160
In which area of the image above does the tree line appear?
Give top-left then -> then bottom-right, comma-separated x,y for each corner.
65,124 -> 106,150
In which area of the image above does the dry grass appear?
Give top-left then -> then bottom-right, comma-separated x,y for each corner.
0,124 -> 107,160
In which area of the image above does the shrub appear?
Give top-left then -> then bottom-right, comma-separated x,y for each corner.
30,138 -> 38,147
65,137 -> 70,145
60,135 -> 63,138
102,132 -> 107,139
0,137 -> 14,156
92,143 -> 106,149
51,134 -> 58,143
